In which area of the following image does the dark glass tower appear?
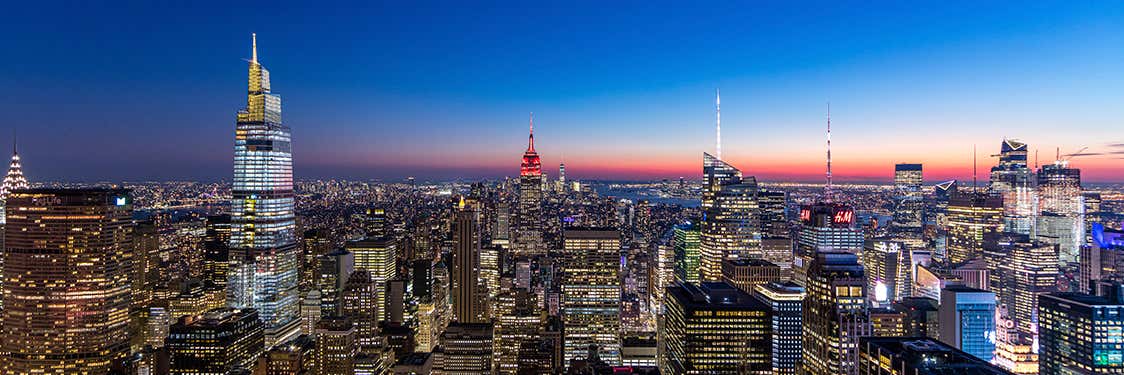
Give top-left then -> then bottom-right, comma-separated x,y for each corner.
227,34 -> 300,347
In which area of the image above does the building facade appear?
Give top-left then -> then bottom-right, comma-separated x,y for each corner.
1,189 -> 134,374
227,34 -> 301,346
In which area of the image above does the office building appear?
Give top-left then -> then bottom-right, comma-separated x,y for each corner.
346,237 -> 397,322
493,289 -> 542,374
989,139 -> 1037,235
794,202 -> 863,286
674,222 -> 702,284
999,235 -> 1057,335
1039,288 -> 1124,375
938,285 -> 996,361
202,214 -> 232,288
228,34 -> 301,346
857,337 -> 1011,375
1,189 -> 134,374
753,282 -> 805,375
438,323 -> 494,373
318,248 -> 354,317
946,191 -> 1004,264
801,252 -> 870,375
863,239 -> 913,306
869,307 -> 907,337
256,334 -> 315,375
315,317 -> 358,375
561,229 -> 622,366
340,270 -> 379,351
721,258 -> 785,294
700,153 -> 761,281
891,297 -> 940,338
661,282 -> 772,374
892,163 -> 924,232
167,308 -> 265,375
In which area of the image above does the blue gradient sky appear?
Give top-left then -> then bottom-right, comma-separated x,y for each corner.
1,1 -> 1123,182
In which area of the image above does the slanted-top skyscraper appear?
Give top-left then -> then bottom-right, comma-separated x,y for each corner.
515,114 -> 544,256
227,34 -> 301,347
989,139 -> 1036,235
699,152 -> 760,282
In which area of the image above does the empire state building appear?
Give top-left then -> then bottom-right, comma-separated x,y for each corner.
228,34 -> 301,347
515,114 -> 544,256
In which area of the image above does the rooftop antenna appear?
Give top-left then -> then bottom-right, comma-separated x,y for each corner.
527,112 -> 535,151
251,33 -> 258,63
825,102 -> 833,202
972,144 -> 977,193
1034,149 -> 1039,170
715,88 -> 721,160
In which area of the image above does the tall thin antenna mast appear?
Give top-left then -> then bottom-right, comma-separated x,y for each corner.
251,33 -> 258,63
825,102 -> 832,202
972,144 -> 977,193
716,88 -> 721,160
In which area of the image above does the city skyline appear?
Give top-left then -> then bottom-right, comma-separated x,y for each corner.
2,2 -> 1124,183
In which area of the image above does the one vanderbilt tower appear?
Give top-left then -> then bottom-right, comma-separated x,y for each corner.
227,34 -> 301,347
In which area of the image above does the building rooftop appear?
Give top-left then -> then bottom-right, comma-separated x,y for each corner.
860,337 -> 1011,375
669,282 -> 769,311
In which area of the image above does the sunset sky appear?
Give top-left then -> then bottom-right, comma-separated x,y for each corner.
1,1 -> 1123,182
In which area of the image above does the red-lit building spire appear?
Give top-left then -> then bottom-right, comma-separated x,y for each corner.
520,112 -> 542,176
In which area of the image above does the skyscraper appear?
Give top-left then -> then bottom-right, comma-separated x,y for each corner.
801,252 -> 870,375
661,282 -> 772,374
892,163 -> 924,232
1039,287 -> 1124,375
863,239 -> 913,306
752,282 -> 805,375
227,34 -> 301,347
561,228 -> 622,367
452,198 -> 488,323
346,237 -> 397,322
794,202 -> 863,286
0,139 -> 28,225
317,248 -> 354,317
999,235 -> 1057,336
989,139 -> 1037,235
515,114 -> 545,256
673,222 -> 702,284
937,285 -> 996,361
700,152 -> 760,282
1037,160 -> 1084,266
1,189 -> 134,374
946,191 -> 1004,264
0,138 -> 28,197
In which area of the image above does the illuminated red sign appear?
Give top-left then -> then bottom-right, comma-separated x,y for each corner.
800,208 -> 811,222
833,209 -> 854,225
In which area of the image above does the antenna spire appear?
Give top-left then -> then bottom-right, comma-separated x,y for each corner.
972,144 -> 978,193
527,112 -> 535,152
715,88 -> 721,160
825,102 -> 832,202
251,33 -> 258,63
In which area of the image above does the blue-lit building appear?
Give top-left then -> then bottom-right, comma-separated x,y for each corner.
1039,287 -> 1124,375
227,34 -> 301,347
937,285 -> 996,362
